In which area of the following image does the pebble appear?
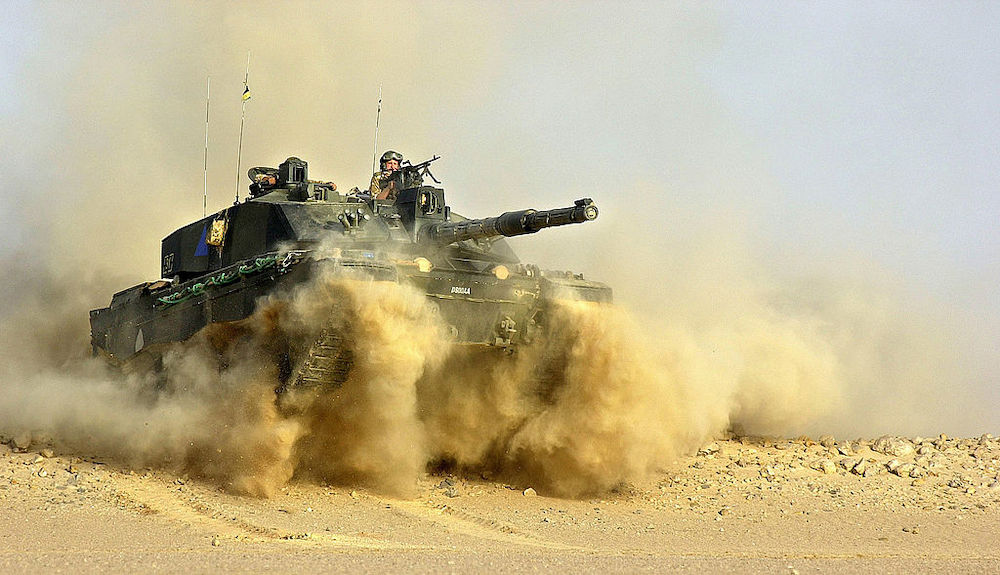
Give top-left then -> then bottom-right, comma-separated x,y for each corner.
41,449 -> 54,459
873,436 -> 915,458
698,443 -> 720,456
819,435 -> 835,448
837,457 -> 859,471
819,459 -> 836,475
523,487 -> 537,497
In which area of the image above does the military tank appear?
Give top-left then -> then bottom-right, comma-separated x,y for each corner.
89,156 -> 610,389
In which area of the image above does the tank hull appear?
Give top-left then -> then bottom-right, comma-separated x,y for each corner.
90,250 -> 611,388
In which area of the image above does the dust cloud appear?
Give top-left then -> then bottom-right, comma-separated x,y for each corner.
0,3 -> 992,498
0,258 -> 846,497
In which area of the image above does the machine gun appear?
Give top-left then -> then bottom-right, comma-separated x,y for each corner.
400,155 -> 442,185
426,198 -> 598,245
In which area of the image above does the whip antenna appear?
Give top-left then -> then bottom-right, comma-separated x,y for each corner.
234,50 -> 251,205
372,84 -> 382,174
203,76 -> 210,216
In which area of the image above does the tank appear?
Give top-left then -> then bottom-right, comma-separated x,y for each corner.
89,156 -> 610,389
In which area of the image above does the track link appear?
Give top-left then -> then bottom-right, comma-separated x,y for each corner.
292,325 -> 354,388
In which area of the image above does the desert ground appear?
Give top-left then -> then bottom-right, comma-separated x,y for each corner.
1,432 -> 997,574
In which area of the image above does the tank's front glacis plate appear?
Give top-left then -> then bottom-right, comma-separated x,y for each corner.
400,266 -> 542,346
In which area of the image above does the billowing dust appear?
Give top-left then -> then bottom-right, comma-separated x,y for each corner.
0,262 -> 843,498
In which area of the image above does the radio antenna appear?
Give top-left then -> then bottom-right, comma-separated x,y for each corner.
203,76 -> 210,216
371,84 -> 382,174
234,50 -> 251,205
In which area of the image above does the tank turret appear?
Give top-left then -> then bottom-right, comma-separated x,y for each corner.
425,198 -> 598,245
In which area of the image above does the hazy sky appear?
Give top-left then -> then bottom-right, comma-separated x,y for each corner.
0,1 -> 996,434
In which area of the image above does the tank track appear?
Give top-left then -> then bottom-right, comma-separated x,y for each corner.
291,324 -> 354,388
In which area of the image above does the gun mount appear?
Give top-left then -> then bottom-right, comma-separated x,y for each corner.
426,198 -> 599,246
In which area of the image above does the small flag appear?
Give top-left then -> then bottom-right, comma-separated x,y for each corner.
242,84 -> 251,102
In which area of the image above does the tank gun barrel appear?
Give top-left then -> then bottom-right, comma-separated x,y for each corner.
427,198 -> 598,245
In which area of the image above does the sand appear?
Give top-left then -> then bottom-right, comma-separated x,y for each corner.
1,434 -> 997,574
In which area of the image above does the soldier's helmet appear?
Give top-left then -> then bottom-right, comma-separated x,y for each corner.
380,150 -> 403,170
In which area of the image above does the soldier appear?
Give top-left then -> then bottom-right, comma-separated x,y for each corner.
369,150 -> 404,200
248,166 -> 279,197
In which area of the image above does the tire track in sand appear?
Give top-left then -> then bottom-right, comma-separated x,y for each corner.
388,498 -> 588,551
103,472 -> 429,550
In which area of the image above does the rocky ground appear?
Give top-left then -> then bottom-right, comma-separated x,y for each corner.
1,432 -> 998,573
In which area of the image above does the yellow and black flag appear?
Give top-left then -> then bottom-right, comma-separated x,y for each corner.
242,83 -> 251,102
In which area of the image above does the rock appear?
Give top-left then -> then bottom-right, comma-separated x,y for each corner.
873,436 -> 915,458
819,435 -> 835,448
886,459 -> 902,473
810,459 -> 836,474
12,432 -> 31,451
40,449 -> 54,459
908,466 -> 925,478
444,486 -> 459,498
837,457 -> 859,471
698,442 -> 720,456
891,463 -> 916,478
523,487 -> 537,497
851,459 -> 868,476
917,445 -> 934,456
